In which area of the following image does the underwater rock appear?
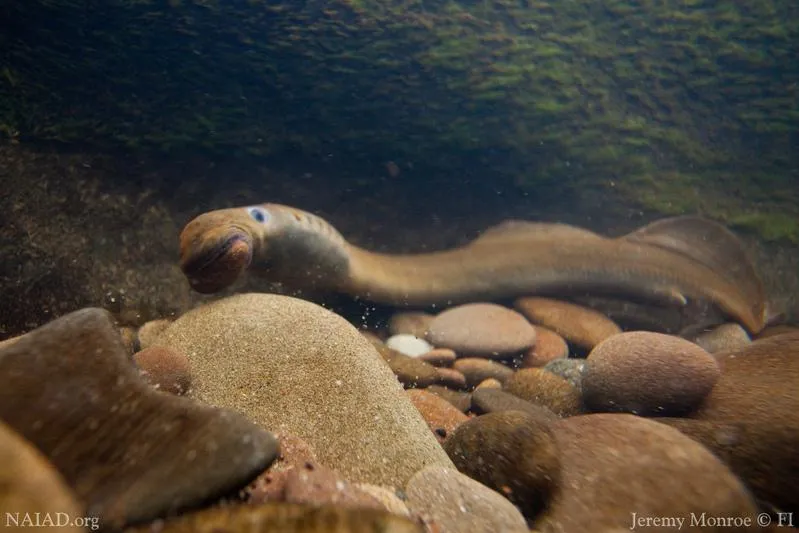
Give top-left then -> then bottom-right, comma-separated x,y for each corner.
582,331 -> 720,416
406,389 -> 469,444
505,368 -> 582,417
0,420 -> 85,533
678,333 -> 799,512
534,414 -> 760,533
388,312 -> 435,339
386,334 -> 434,357
514,297 -> 622,351
423,386 -> 472,413
155,293 -> 453,488
690,322 -> 751,354
474,378 -> 503,390
452,357 -> 515,388
137,318 -> 174,350
366,336 -> 441,388
417,348 -> 457,366
405,466 -> 528,533
443,410 -> 561,519
126,503 -> 423,533
542,357 -> 586,391
0,307 -> 278,529
133,345 -> 192,395
470,388 -> 559,420
353,484 -> 411,518
520,325 -> 569,367
433,367 -> 467,390
426,303 -> 537,359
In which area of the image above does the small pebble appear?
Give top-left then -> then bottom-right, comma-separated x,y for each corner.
514,297 -> 622,351
505,368 -> 582,417
427,303 -> 537,358
389,312 -> 435,338
133,346 -> 192,395
418,348 -> 457,366
386,334 -> 434,357
453,357 -> 515,388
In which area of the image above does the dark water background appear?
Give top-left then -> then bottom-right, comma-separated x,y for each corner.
0,0 -> 797,336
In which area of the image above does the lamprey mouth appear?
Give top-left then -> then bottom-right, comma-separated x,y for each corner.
180,232 -> 253,293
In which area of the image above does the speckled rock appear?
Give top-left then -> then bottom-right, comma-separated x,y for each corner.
444,411 -> 561,518
514,297 -> 622,351
418,348 -> 457,366
133,345 -> 192,395
389,312 -> 435,338
424,386 -> 472,413
521,326 -> 569,367
127,502 -> 424,533
471,388 -> 559,420
506,368 -> 582,417
156,293 -> 453,488
434,367 -> 467,389
582,331 -> 720,416
427,303 -> 537,358
245,433 -> 319,503
690,322 -> 751,353
542,358 -> 585,391
386,334 -> 434,357
137,318 -> 174,350
0,421 -> 85,533
453,357 -> 515,388
668,332 -> 799,512
0,307 -> 278,529
407,389 -> 470,443
535,414 -> 760,533
366,334 -> 440,388
405,466 -> 528,533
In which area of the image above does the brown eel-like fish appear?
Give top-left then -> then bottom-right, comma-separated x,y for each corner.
178,203 -> 768,334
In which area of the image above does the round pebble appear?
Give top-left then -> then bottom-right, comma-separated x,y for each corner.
520,325 -> 569,367
536,413 -> 759,532
434,367 -> 467,389
386,334 -> 434,357
418,348 -> 457,366
582,331 -> 720,416
474,378 -> 503,390
543,358 -> 585,391
407,389 -> 469,443
453,357 -> 515,388
405,466 -> 528,533
506,368 -> 582,417
388,312 -> 435,338
427,303 -> 537,358
133,346 -> 192,395
514,297 -> 622,351
690,322 -> 751,353
444,410 -> 561,518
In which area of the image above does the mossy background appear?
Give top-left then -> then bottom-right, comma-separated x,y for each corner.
1,0 -> 798,240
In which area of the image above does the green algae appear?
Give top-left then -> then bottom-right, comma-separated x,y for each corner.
0,0 -> 797,241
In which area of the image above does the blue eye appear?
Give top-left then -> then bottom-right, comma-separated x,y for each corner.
247,207 -> 269,223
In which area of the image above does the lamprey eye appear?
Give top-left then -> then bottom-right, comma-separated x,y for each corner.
247,206 -> 270,224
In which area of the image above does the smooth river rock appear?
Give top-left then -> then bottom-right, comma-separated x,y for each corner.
156,293 -> 453,488
0,308 -> 278,529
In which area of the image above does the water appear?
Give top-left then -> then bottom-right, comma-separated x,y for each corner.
0,0 -> 798,530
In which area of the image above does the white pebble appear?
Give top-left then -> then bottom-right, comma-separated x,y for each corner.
386,334 -> 434,357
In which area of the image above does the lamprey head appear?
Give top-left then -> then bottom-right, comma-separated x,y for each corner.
178,207 -> 265,293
